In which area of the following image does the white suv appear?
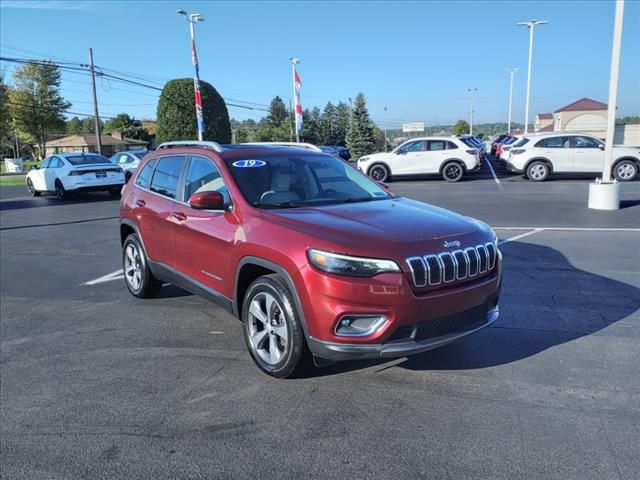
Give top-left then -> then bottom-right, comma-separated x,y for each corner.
357,137 -> 480,182
506,133 -> 640,182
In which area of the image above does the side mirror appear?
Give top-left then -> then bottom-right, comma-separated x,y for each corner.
598,144 -> 605,150
189,191 -> 224,210
396,150 -> 406,155
31,165 -> 39,170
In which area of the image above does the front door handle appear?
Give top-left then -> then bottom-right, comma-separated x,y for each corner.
136,199 -> 146,207
172,212 -> 187,222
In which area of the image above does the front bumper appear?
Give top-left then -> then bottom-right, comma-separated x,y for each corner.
308,305 -> 499,362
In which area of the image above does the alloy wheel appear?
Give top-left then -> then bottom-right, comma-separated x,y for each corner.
124,243 -> 143,292
529,164 -> 547,181
369,165 -> 387,182
247,291 -> 289,366
27,179 -> 34,195
616,163 -> 636,181
444,163 -> 462,181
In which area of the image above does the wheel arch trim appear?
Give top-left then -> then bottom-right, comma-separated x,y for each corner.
233,256 -> 310,338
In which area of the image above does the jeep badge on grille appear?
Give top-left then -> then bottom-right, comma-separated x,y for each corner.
444,240 -> 461,248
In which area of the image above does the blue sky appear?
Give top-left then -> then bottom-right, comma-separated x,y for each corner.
1,0 -> 639,129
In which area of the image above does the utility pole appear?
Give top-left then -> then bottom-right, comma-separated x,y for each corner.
518,19 -> 548,134
88,48 -> 102,155
468,88 -> 477,135
506,68 -> 519,134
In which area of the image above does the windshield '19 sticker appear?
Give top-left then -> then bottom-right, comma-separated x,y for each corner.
233,160 -> 266,168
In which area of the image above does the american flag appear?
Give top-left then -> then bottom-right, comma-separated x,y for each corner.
294,67 -> 303,133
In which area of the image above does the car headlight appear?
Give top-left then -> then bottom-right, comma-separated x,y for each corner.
358,156 -> 370,163
308,249 -> 400,277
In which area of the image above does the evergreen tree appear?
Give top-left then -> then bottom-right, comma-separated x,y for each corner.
156,78 -> 231,144
318,102 -> 338,145
66,116 -> 82,134
0,75 -> 11,157
104,113 -> 150,141
335,101 -> 350,146
302,107 -> 321,144
266,96 -> 288,128
9,60 -> 70,158
346,93 -> 375,159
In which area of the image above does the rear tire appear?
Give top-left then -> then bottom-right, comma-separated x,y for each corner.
241,274 -> 311,378
26,178 -> 40,197
441,162 -> 464,182
125,172 -> 132,183
55,179 -> 67,200
122,234 -> 162,299
526,161 -> 550,182
613,160 -> 638,182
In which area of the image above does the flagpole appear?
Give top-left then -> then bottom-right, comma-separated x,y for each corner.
177,10 -> 206,141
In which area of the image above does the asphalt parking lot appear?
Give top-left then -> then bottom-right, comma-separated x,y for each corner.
1,158 -> 639,480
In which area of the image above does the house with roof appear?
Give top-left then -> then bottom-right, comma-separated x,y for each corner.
45,132 -> 148,157
552,98 -> 608,137
535,113 -> 553,132
535,97 -> 639,145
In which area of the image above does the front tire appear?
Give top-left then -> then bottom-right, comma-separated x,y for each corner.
526,161 -> 550,182
613,160 -> 638,182
26,178 -> 40,197
122,234 -> 162,299
441,162 -> 464,182
242,274 -> 311,378
368,163 -> 390,182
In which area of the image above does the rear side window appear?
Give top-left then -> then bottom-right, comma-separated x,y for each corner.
428,140 -> 446,151
135,158 -> 156,189
446,141 -> 459,150
535,137 -> 569,148
149,156 -> 186,199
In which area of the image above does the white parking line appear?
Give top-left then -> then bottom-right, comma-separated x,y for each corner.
493,226 -> 640,232
83,269 -> 123,286
486,158 -> 503,190
498,228 -> 543,245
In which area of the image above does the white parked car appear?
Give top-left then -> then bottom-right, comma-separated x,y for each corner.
357,137 -> 480,182
26,153 -> 125,199
506,133 -> 640,182
109,149 -> 148,182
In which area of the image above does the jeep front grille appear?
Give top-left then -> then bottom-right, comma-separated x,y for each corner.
406,243 -> 497,288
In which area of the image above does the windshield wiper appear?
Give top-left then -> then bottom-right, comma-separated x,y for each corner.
341,196 -> 388,203
253,201 -> 303,209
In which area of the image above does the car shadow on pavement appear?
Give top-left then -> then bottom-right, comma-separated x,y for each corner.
304,240 -> 640,377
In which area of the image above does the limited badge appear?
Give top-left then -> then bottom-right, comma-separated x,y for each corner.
233,160 -> 266,168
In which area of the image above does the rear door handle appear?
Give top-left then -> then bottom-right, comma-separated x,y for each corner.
136,199 -> 146,207
172,212 -> 187,222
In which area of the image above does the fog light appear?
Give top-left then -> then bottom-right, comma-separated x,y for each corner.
334,315 -> 388,337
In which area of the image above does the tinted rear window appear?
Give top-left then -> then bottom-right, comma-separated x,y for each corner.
65,154 -> 112,165
149,156 -> 186,199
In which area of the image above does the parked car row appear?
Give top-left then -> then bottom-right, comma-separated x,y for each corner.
496,132 -> 639,182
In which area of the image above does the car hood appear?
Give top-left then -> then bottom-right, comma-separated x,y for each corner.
261,198 -> 491,257
359,152 -> 394,163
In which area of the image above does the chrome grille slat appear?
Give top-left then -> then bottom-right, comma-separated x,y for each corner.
406,243 -> 498,288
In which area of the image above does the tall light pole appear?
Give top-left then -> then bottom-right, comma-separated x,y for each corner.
383,106 -> 388,151
468,88 -> 477,135
177,9 -> 205,141
506,68 -> 519,134
518,19 -> 548,134
289,57 -> 301,143
588,0 -> 625,210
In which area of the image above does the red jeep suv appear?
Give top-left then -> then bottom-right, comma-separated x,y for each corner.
120,141 -> 502,377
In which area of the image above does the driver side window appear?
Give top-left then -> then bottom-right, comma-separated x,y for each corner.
572,136 -> 599,148
183,155 -> 230,204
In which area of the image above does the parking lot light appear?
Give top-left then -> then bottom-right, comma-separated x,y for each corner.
506,69 -> 519,134
588,0 -> 624,210
517,19 -> 548,134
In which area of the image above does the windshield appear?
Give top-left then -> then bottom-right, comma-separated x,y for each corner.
224,154 -> 392,209
65,154 -> 112,166
504,137 -> 518,145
